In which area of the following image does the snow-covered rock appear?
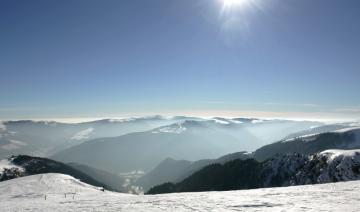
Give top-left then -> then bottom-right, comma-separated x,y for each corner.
0,158 -> 24,173
0,173 -> 360,211
0,158 -> 25,181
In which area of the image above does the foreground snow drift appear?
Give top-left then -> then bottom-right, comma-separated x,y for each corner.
0,174 -> 360,211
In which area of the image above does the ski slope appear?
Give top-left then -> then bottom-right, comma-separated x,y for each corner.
0,173 -> 359,211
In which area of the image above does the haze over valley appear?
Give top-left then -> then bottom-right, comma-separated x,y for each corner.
1,0 -> 360,211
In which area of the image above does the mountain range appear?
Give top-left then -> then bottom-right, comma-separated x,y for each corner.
0,116 -> 197,159
141,125 -> 360,192
1,116 -> 360,195
51,118 -> 320,173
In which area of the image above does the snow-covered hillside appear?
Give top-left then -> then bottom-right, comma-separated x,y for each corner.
0,173 -> 359,211
262,149 -> 360,187
283,125 -> 360,143
254,127 -> 360,161
294,149 -> 360,184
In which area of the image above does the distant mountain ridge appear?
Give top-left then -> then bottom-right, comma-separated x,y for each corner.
0,116 -> 201,159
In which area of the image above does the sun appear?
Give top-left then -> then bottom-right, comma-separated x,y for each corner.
220,0 -> 253,14
222,0 -> 249,9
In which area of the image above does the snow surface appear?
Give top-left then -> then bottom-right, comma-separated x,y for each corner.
251,119 -> 265,124
1,173 -> 360,211
334,126 -> 360,133
43,121 -> 58,127
70,128 -> 94,140
211,118 -> 247,125
212,119 -> 231,125
152,122 -> 187,134
283,125 -> 360,143
230,119 -> 243,124
320,149 -> 360,162
282,133 -> 319,143
108,118 -> 136,123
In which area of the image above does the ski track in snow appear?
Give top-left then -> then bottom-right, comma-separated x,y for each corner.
1,173 -> 360,211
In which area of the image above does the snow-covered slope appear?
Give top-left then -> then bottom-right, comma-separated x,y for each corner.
283,125 -> 360,143
0,173 -> 359,211
0,174 -> 101,198
0,155 -> 119,192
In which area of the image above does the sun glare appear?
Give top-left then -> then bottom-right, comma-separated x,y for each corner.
220,0 -> 256,15
222,0 -> 249,9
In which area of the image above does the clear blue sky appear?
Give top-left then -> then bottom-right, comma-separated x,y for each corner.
0,0 -> 359,121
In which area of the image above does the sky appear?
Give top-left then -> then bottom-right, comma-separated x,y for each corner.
0,0 -> 359,122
